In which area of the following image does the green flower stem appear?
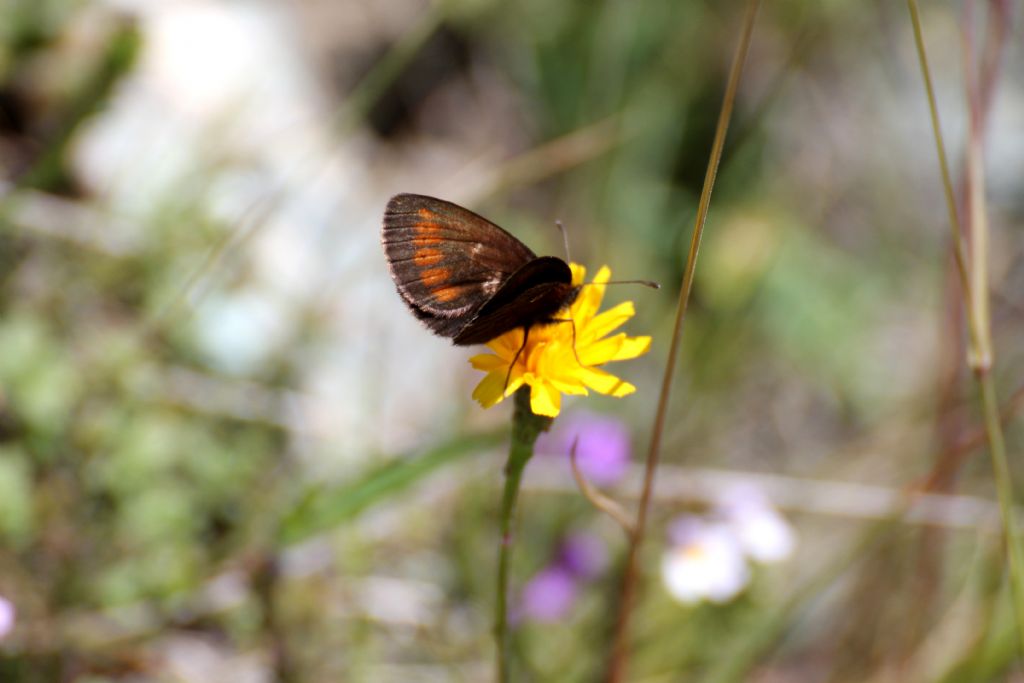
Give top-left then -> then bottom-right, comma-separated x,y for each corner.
495,388 -> 552,683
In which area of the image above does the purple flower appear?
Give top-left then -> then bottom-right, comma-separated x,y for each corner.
517,567 -> 578,623
515,533 -> 610,623
557,532 -> 609,580
536,411 -> 631,486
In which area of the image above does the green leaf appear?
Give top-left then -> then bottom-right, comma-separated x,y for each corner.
277,430 -> 504,545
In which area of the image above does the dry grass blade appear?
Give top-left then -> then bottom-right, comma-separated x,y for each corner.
569,439 -> 635,536
906,0 -> 1024,659
606,1 -> 763,680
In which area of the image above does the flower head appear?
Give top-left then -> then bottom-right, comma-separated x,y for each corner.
660,487 -> 797,607
516,567 -> 579,623
715,484 -> 796,564
470,264 -> 651,417
515,532 -> 609,623
556,532 -> 609,580
661,517 -> 750,604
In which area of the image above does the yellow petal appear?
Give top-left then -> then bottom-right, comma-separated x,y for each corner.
472,372 -> 509,408
531,344 -> 585,394
469,353 -> 507,371
548,375 -> 589,395
535,338 -> 572,368
576,365 -> 637,397
486,328 -> 525,359
530,379 -> 562,417
504,363 -> 529,395
579,332 -> 652,365
504,376 -> 526,397
569,262 -> 587,285
573,265 -> 611,321
607,381 -> 636,398
581,301 -> 635,343
472,366 -> 527,408
610,335 -> 651,361
578,334 -> 627,365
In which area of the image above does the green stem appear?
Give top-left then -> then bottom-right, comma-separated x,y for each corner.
495,388 -> 552,683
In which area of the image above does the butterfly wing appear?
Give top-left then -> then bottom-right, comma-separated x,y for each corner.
382,194 -> 537,336
453,257 -> 577,345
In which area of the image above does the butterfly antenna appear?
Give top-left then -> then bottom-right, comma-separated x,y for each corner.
582,279 -> 661,289
555,220 -> 571,263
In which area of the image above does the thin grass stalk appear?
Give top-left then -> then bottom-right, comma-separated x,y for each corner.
917,13 -> 1012,629
970,0 -> 1010,133
605,1 -> 761,680
965,123 -> 1024,660
979,371 -> 1024,647
962,5 -> 993,372
906,0 -> 1024,658
905,0 -> 985,359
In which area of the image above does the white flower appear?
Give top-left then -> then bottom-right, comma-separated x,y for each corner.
0,596 -> 14,640
661,518 -> 749,604
716,483 -> 796,564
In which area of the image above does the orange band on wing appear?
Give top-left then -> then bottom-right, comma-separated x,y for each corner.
419,266 -> 462,303
432,287 -> 460,303
413,247 -> 444,267
420,267 -> 451,284
413,220 -> 447,246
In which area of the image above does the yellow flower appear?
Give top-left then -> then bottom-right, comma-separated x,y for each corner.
469,263 -> 652,418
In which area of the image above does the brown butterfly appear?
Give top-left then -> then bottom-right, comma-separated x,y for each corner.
381,193 -> 580,346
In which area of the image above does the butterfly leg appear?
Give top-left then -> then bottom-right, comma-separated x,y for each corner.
548,317 -> 582,367
503,326 -> 530,394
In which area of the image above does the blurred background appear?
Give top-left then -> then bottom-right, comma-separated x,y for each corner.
0,0 -> 1022,681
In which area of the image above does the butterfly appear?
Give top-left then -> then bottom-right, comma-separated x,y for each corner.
381,193 -> 580,346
